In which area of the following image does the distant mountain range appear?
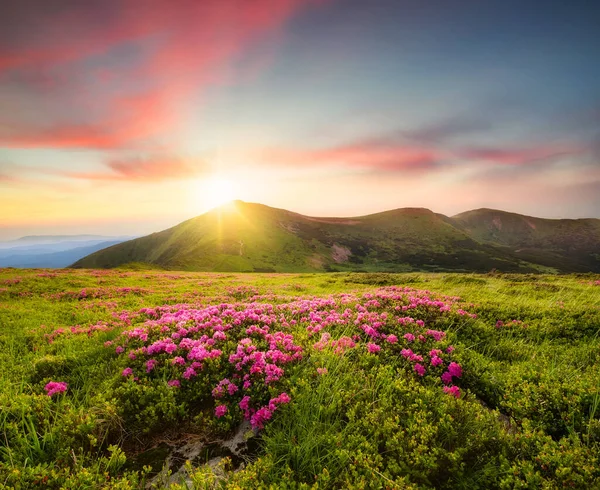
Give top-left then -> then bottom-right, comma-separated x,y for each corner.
0,236 -> 135,268
71,201 -> 600,273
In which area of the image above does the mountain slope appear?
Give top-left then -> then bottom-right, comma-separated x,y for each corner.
452,208 -> 600,272
72,201 -> 542,272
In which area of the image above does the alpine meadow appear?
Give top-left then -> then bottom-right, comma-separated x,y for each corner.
1,0 -> 600,489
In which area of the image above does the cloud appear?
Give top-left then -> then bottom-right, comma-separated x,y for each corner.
458,145 -> 584,165
0,0 -> 321,149
254,140 -> 440,173
63,155 -> 210,182
0,173 -> 16,183
251,135 -> 587,175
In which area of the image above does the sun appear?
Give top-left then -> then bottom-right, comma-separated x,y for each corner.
200,176 -> 238,209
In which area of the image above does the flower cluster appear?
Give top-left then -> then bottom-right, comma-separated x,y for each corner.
110,286 -> 471,428
44,381 -> 68,397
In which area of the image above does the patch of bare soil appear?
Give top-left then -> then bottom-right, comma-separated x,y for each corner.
331,243 -> 351,263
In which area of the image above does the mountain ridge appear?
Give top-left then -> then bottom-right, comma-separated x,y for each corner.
71,201 -> 600,273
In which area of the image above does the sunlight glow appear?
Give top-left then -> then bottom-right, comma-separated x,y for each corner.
195,176 -> 238,210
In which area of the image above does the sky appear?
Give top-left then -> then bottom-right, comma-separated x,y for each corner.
1,0 -> 599,240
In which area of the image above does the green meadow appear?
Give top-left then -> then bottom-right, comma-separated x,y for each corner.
1,268 -> 599,489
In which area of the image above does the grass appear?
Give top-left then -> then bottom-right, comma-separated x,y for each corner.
0,268 -> 599,488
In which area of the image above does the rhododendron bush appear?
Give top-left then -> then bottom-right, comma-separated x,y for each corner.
109,287 -> 469,432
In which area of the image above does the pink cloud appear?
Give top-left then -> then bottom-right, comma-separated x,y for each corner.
63,156 -> 209,182
255,142 -> 440,172
459,145 -> 583,165
0,0 -> 322,149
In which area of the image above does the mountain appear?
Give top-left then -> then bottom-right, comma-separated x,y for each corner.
0,235 -> 131,249
0,237 -> 134,268
71,201 -> 599,273
452,208 -> 600,272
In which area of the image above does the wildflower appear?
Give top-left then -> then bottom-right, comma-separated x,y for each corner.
414,363 -> 426,376
121,367 -> 133,377
446,346 -> 455,353
443,385 -> 461,398
426,329 -> 446,342
115,346 -> 124,354
431,355 -> 443,367
44,381 -> 68,397
215,405 -> 228,418
386,334 -> 398,344
145,359 -> 157,373
268,392 -> 291,410
403,333 -> 415,342
367,343 -> 381,353
168,379 -> 181,388
250,407 -> 273,430
447,362 -> 462,378
317,367 -> 328,375
183,367 -> 197,379
278,392 -> 291,404
441,371 -> 453,384
239,396 -> 251,411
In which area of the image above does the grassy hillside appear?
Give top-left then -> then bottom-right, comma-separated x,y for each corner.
1,268 -> 599,488
453,208 -> 600,271
73,202 -> 543,273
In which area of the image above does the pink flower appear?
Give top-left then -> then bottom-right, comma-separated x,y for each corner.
268,392 -> 291,411
183,367 -> 197,379
447,362 -> 462,378
414,363 -> 426,376
250,407 -> 273,430
172,356 -> 185,366
145,359 -> 157,373
443,385 -> 461,398
403,333 -> 415,342
446,346 -> 455,353
317,367 -> 328,375
239,395 -> 251,411
115,346 -> 124,354
44,381 -> 68,397
426,329 -> 446,342
386,334 -> 398,344
121,367 -> 133,377
441,371 -> 453,384
367,343 -> 381,353
431,356 -> 443,367
168,379 -> 181,388
277,392 -> 291,404
215,405 -> 228,418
